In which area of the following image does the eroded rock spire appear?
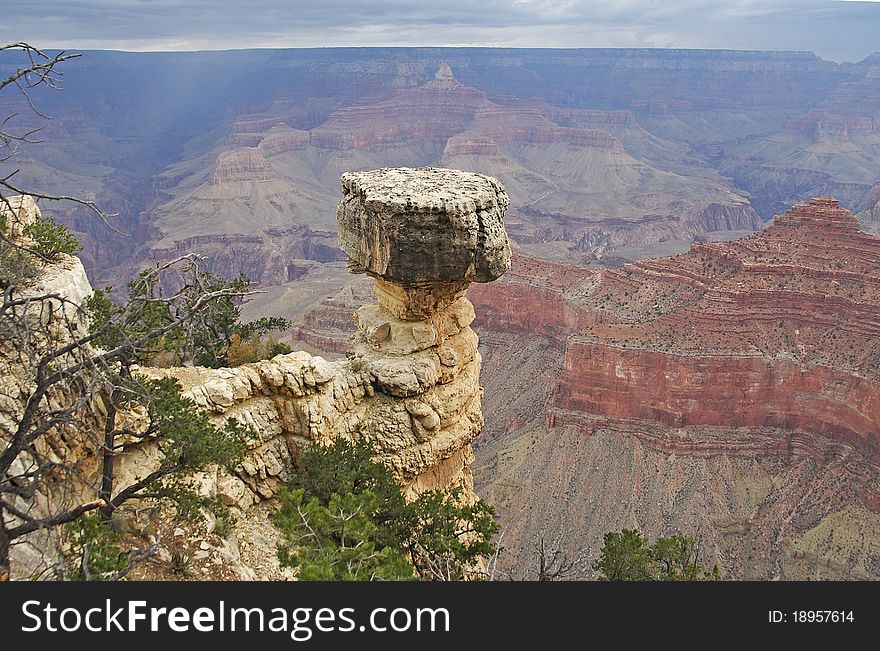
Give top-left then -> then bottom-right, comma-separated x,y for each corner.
145,167 -> 511,504
337,166 -> 511,496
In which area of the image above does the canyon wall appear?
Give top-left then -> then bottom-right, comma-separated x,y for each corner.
554,340 -> 880,463
473,199 -> 880,457
469,197 -> 880,579
548,198 -> 880,463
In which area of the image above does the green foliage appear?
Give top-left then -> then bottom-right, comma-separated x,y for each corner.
123,377 -> 249,520
81,262 -> 264,550
407,488 -> 499,581
651,533 -> 722,581
1,212 -> 80,286
64,514 -> 127,581
269,341 -> 293,357
187,272 -> 249,368
275,438 -> 499,581
595,528 -> 720,581
84,268 -> 290,367
287,438 -> 412,550
276,488 -> 415,581
24,216 -> 82,260
146,377 -> 248,471
594,529 -> 654,581
84,283 -> 168,360
170,549 -> 193,577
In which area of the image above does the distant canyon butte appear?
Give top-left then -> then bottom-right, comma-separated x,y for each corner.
5,47 -> 880,578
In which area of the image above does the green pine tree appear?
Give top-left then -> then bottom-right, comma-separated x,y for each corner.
276,488 -> 415,581
274,439 -> 500,581
595,528 -> 720,581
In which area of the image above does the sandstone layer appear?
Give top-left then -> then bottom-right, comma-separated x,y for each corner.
467,198 -> 880,579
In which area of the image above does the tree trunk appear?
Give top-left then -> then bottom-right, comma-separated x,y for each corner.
0,518 -> 10,581
98,387 -> 119,523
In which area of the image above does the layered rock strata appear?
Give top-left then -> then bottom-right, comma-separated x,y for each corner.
468,197 -> 880,578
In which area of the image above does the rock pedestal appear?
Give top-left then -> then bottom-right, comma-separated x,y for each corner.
337,167 -> 511,496
0,173 -> 511,577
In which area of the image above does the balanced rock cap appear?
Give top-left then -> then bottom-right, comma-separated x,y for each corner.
337,167 -> 511,286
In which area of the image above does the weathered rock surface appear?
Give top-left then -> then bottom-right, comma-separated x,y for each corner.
146,168 -> 510,505
337,167 -> 511,298
1,198 -> 101,579
0,196 -> 96,435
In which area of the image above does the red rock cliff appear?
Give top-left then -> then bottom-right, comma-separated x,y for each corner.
473,199 -> 880,465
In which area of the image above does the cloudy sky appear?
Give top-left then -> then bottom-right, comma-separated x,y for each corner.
1,1 -> 878,62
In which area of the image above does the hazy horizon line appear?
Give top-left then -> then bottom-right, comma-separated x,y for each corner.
23,43 -> 880,65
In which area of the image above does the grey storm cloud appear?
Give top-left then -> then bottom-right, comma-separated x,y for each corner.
0,0 -> 878,61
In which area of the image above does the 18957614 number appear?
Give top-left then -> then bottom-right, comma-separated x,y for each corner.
769,611 -> 854,623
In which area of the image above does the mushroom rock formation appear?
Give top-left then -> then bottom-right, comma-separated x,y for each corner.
140,167 -> 512,505
337,167 -> 511,496
337,166 -> 510,317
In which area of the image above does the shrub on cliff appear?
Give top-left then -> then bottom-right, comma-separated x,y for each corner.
275,488 -> 415,581
24,215 -> 82,260
0,208 -> 81,288
88,265 -> 291,369
226,331 -> 292,367
595,528 -> 720,581
284,438 -> 411,550
275,438 -> 500,581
